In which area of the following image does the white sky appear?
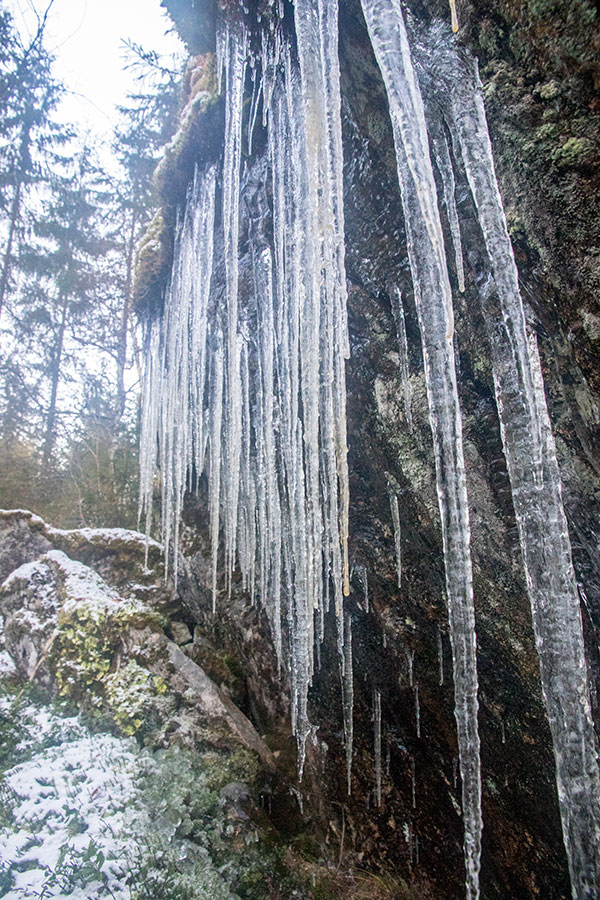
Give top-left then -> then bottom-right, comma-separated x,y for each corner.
6,0 -> 184,144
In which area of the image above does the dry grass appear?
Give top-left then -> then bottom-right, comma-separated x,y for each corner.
285,849 -> 423,900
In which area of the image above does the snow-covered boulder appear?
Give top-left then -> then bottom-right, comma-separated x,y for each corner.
0,508 -> 167,600
0,550 -> 121,683
0,509 -> 53,583
0,510 -> 275,769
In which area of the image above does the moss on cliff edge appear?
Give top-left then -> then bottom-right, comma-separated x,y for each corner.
132,52 -> 221,317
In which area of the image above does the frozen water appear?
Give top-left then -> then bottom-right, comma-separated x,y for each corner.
140,7 -> 352,777
360,2 -> 481,894
421,25 -> 600,898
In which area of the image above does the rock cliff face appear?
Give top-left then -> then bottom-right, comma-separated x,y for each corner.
133,1 -> 600,898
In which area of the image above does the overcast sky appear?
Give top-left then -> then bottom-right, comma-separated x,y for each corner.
7,0 -> 184,141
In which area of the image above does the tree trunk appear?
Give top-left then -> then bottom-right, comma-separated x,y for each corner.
0,113 -> 32,319
114,207 -> 138,429
42,293 -> 68,465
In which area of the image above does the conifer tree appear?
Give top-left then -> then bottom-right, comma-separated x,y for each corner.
109,41 -> 181,429
14,145 -> 112,464
0,3 -> 67,319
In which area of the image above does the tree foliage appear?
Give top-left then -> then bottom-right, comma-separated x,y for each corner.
0,5 -> 182,528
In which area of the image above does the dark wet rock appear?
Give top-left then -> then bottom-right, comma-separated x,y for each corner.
171,620 -> 193,644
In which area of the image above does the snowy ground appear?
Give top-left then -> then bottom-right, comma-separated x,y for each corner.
0,702 -> 152,899
0,701 -> 237,900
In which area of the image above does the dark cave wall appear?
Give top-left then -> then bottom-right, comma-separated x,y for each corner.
141,2 -> 600,898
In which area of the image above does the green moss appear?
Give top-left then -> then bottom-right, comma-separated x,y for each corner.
201,745 -> 260,791
50,599 -> 172,740
527,0 -> 561,18
186,52 -> 217,98
104,661 -> 173,737
132,211 -> 172,313
551,135 -> 595,166
538,80 -> 560,100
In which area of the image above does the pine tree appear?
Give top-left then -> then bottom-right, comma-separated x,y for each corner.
0,21 -> 182,527
109,41 -> 181,428
0,4 -> 67,319
14,145 -> 112,464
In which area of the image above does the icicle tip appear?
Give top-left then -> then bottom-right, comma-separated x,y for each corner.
450,0 -> 459,33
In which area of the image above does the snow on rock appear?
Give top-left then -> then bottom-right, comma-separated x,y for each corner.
44,550 -> 120,608
0,551 -> 121,682
0,556 -> 63,681
0,509 -> 53,584
0,509 -> 165,592
0,533 -> 277,765
49,525 -> 162,552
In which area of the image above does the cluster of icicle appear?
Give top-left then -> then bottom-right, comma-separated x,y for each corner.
139,0 -> 599,897
360,1 -> 599,897
139,0 -> 351,779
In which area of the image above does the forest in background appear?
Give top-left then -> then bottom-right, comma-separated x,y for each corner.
0,2 -> 182,528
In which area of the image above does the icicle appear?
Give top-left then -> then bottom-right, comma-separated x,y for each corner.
139,166 -> 217,586
360,3 -> 481,897
209,335 -> 224,612
405,645 -> 414,688
294,0 -> 351,607
267,0 -> 351,773
222,20 -> 248,597
437,627 -> 444,686
427,37 -> 600,899
291,787 -> 304,815
141,0 -> 353,792
431,127 -> 465,293
387,481 -> 403,588
391,289 -> 414,430
449,0 -> 459,33
261,28 -> 281,126
411,755 -> 416,809
355,563 -> 369,612
247,68 -> 262,156
374,688 -> 382,808
215,20 -> 227,94
404,820 -> 414,866
138,318 -> 162,563
414,681 -> 421,738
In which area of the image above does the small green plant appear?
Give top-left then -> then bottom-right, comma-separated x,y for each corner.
125,834 -> 235,900
39,838 -> 114,898
52,604 -> 121,702
0,860 -> 14,896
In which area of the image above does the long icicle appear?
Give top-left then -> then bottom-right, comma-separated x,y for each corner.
141,3 -> 354,787
220,19 -> 248,598
360,2 -> 481,896
429,38 -> 600,898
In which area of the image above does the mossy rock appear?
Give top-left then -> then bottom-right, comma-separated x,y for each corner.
132,211 -> 173,317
